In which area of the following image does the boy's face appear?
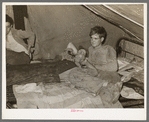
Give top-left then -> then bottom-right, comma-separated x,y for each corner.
6,22 -> 12,35
90,33 -> 104,48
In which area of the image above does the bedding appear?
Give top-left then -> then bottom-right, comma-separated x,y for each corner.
6,61 -> 60,86
13,81 -> 123,108
6,59 -> 76,87
117,58 -> 144,108
6,59 -> 77,108
6,49 -> 30,65
12,68 -> 123,108
68,67 -> 122,107
8,57 -> 144,109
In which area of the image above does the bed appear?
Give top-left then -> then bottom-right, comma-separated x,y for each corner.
116,38 -> 144,108
6,37 -> 144,109
7,60 -> 123,109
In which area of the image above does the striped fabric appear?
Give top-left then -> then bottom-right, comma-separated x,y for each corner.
13,82 -> 122,108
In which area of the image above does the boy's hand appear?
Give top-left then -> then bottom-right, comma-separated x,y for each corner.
81,58 -> 88,65
103,82 -> 108,87
65,48 -> 74,55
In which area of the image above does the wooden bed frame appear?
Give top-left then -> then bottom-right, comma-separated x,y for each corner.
116,37 -> 144,108
116,37 -> 143,59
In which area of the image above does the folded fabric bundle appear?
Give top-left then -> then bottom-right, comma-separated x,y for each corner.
122,77 -> 144,96
119,95 -> 144,108
14,83 -> 43,94
121,86 -> 144,99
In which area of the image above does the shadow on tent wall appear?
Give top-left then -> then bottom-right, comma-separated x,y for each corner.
13,5 -> 28,30
13,5 -> 28,44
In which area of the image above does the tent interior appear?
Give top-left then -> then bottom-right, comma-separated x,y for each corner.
6,4 -> 144,109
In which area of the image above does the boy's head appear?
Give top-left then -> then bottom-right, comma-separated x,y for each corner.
89,26 -> 107,47
6,14 -> 13,35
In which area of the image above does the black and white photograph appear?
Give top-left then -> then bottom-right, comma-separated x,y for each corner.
2,2 -> 147,120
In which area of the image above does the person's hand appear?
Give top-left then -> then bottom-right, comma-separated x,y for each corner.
65,48 -> 74,55
28,45 -> 32,59
103,81 -> 108,87
80,58 -> 88,65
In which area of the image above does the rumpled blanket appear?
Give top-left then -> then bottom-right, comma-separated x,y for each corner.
117,60 -> 144,100
6,49 -> 30,65
13,82 -> 123,108
68,67 -> 122,108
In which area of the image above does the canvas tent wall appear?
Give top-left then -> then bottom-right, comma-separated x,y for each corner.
6,4 -> 144,60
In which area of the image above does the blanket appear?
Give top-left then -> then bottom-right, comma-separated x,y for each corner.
13,68 -> 123,109
13,82 -> 123,108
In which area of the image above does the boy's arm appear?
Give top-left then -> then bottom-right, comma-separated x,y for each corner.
81,58 -> 98,76
82,58 -> 95,69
